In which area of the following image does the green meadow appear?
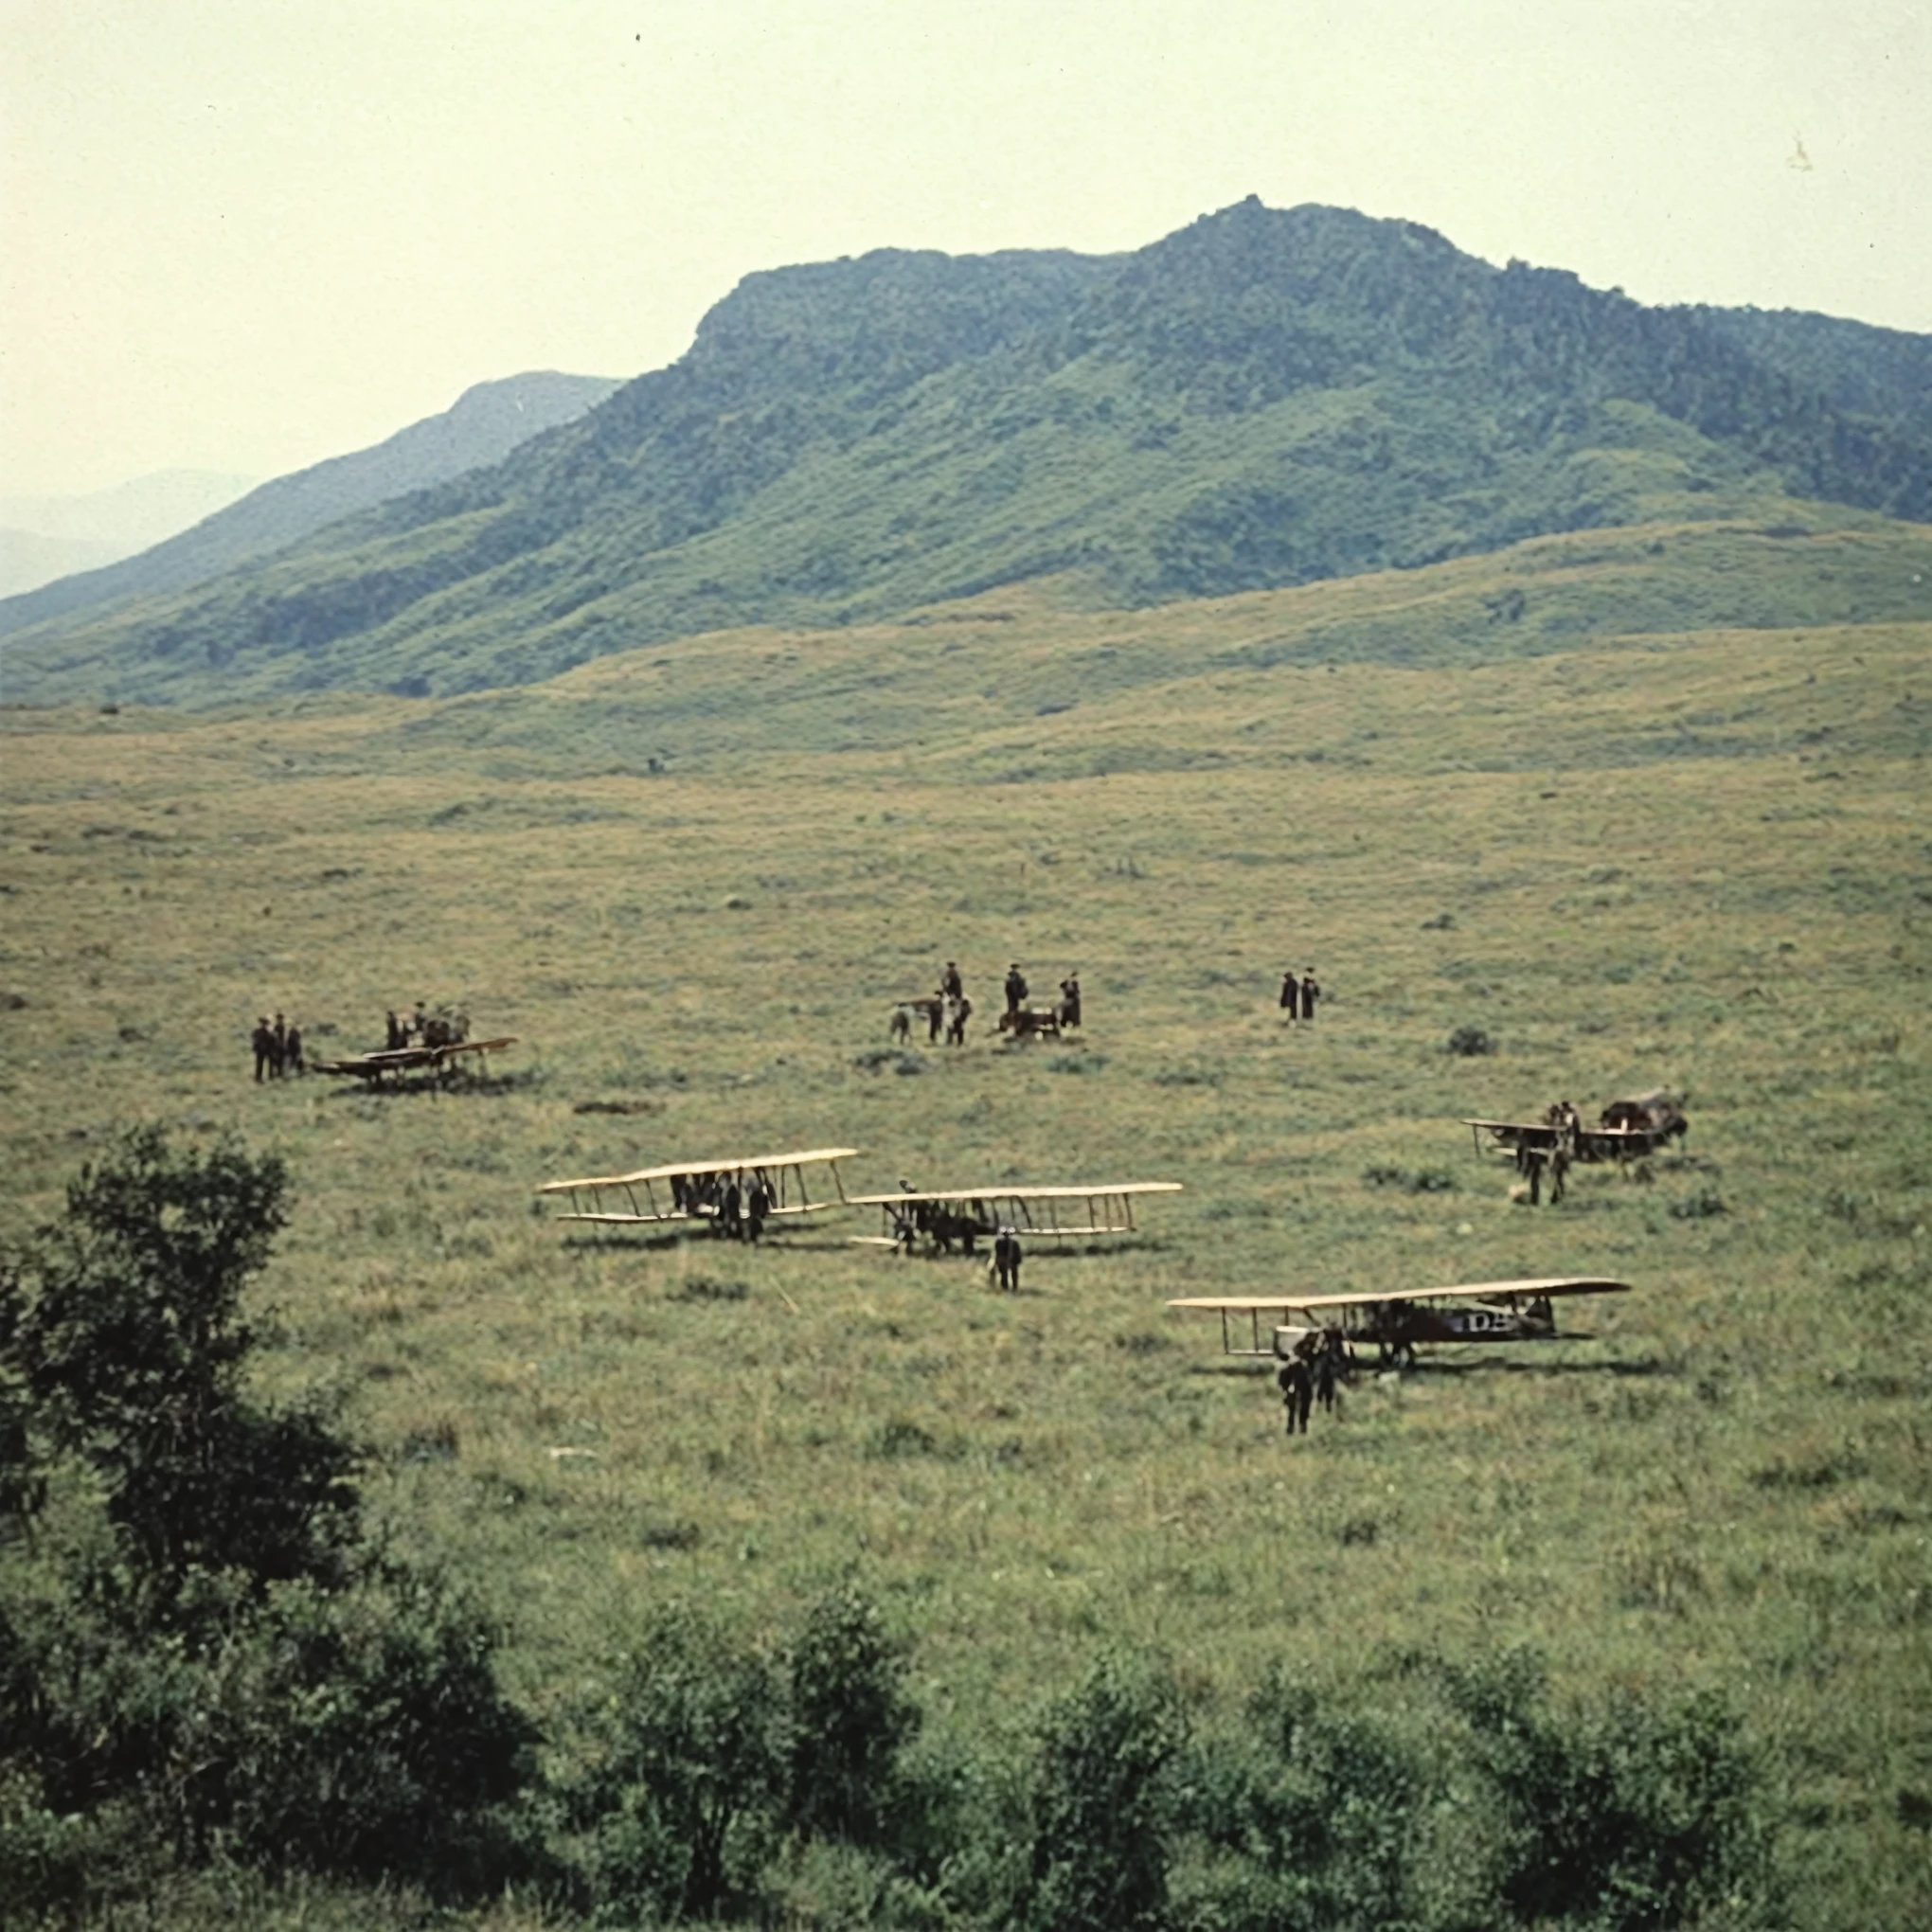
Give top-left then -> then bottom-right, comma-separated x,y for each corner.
3,513 -> 1928,1924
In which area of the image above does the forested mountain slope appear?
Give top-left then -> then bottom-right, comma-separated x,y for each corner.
6,200 -> 1927,707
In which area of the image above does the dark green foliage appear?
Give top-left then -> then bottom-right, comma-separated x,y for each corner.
1021,1655 -> 1187,1932
1448,1653 -> 1769,1930
784,1583 -> 921,1848
1446,1025 -> 1496,1056
0,1266 -> 43,1527
1364,1165 -> 1458,1193
0,1130 -> 533,1907
9,1127 -> 358,1616
1668,1190 -> 1728,1221
11,201 -> 1929,707
2,1564 -> 532,1892
569,1603 -> 786,1923
1178,1672 -> 1432,1932
1690,304 -> 1932,442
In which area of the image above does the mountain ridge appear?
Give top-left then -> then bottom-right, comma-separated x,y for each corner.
5,201 -> 1927,707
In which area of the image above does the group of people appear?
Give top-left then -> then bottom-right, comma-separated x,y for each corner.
1276,1328 -> 1351,1435
385,1005 -> 467,1051
1279,967 -> 1322,1022
886,1190 -> 1023,1289
1003,962 -> 1082,1028
893,961 -> 1082,1047
670,1170 -> 778,1242
250,1012 -> 304,1081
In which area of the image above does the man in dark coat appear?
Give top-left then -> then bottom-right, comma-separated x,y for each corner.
1278,1353 -> 1314,1435
1300,971 -> 1320,1023
993,1226 -> 1023,1294
1004,964 -> 1029,1014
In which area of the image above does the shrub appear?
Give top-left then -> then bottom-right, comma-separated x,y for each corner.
784,1583 -> 921,1848
1449,1655 -> 1768,1930
571,1604 -> 784,1923
9,1127 -> 359,1615
1445,1025 -> 1495,1056
0,1129 -> 535,1902
1668,1190 -> 1728,1220
866,1417 -> 940,1459
1021,1655 -> 1186,1932
1178,1671 -> 1431,1932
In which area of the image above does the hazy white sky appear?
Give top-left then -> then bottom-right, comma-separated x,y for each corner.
4,1 -> 1927,496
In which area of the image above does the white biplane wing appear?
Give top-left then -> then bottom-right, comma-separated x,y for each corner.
537,1147 -> 858,1227
847,1180 -> 1181,1247
1170,1277 -> 1631,1356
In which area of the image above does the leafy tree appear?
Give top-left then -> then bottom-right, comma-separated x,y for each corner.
1448,1652 -> 1769,1930
0,1265 -> 43,1529
1023,1654 -> 1187,1932
574,1603 -> 785,1922
0,1128 -> 534,1901
784,1581 -> 921,1848
11,1126 -> 358,1617
1181,1670 -> 1431,1932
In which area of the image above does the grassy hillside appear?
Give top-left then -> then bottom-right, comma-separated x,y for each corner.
2,528 -> 1927,1924
7,201 -> 1928,710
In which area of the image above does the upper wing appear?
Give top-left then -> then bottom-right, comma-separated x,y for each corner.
848,1181 -> 1182,1207
538,1146 -> 859,1195
1169,1277 -> 1631,1315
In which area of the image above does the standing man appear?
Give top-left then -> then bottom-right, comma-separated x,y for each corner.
252,1016 -> 274,1082
1058,974 -> 1082,1029
945,995 -> 973,1046
1004,963 -> 1029,1015
1523,1143 -> 1548,1207
1278,1351 -> 1314,1436
1279,971 -> 1298,1018
993,1226 -> 1023,1294
270,1012 -> 288,1078
940,960 -> 964,1002
1314,1331 -> 1344,1419
1300,969 -> 1321,1024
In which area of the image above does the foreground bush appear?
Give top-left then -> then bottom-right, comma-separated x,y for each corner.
0,1128 -> 534,1906
1449,1652 -> 1770,1931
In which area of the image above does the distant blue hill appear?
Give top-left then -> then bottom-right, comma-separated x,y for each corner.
0,371 -> 620,640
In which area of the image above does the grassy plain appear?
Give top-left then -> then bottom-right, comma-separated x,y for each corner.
3,515 -> 1929,1924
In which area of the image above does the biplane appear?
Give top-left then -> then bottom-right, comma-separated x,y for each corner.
1462,1092 -> 1687,1165
1169,1276 -> 1631,1368
535,1146 -> 858,1234
847,1181 -> 1182,1255
312,1037 -> 517,1086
